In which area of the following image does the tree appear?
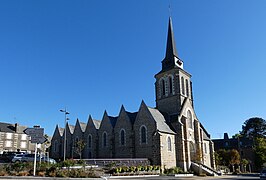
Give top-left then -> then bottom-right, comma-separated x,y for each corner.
229,149 -> 240,172
241,159 -> 249,173
75,140 -> 86,159
240,117 -> 266,138
215,149 -> 240,172
240,117 -> 266,170
254,137 -> 266,169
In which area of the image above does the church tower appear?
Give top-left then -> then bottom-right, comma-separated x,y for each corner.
155,17 -> 193,115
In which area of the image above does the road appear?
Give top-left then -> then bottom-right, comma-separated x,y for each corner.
0,175 -> 260,180
105,175 -> 259,180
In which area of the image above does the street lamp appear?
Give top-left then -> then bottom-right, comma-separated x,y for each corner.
60,108 -> 70,161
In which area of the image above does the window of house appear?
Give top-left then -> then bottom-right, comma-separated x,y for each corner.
181,77 -> 185,95
20,141 -> 26,148
204,143 -> 208,154
21,134 -> 27,141
103,132 -> 107,147
74,137 -> 79,148
225,142 -> 229,147
162,79 -> 166,96
169,76 -> 173,94
187,110 -> 193,129
88,134 -> 92,148
54,140 -> 58,152
5,141 -> 12,147
6,133 -> 12,139
167,137 -> 172,151
120,129 -> 125,146
140,126 -> 147,144
186,79 -> 189,97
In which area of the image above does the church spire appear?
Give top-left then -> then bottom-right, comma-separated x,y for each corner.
162,17 -> 183,71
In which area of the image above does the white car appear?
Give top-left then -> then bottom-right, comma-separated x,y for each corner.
11,154 -> 26,163
260,169 -> 266,179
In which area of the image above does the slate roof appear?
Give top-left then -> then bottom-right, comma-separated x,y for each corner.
0,122 -> 27,134
147,107 -> 175,134
200,123 -> 210,140
0,122 -> 16,133
108,116 -> 118,128
68,124 -> 75,134
126,111 -> 138,124
92,119 -> 101,129
80,122 -> 86,132
58,127 -> 64,136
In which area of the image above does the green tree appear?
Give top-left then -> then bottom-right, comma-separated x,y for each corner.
254,137 -> 266,169
240,117 -> 266,138
241,159 -> 249,173
229,149 -> 240,172
75,140 -> 86,159
239,117 -> 266,170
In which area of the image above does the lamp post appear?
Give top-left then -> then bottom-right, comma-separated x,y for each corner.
60,108 -> 69,161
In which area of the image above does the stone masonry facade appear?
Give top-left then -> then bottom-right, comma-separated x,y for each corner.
50,17 -> 216,171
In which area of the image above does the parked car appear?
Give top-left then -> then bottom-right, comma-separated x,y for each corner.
41,157 -> 56,164
260,169 -> 266,179
20,154 -> 56,164
0,152 -> 25,163
11,154 -> 26,163
20,154 -> 36,162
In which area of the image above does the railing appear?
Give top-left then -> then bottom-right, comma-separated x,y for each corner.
191,162 -> 221,176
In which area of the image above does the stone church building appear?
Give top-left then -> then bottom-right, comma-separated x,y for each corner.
50,18 -> 216,171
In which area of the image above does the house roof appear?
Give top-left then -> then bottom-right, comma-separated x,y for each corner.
0,122 -> 27,134
92,119 -> 101,129
58,127 -> 64,136
68,124 -> 75,134
126,111 -> 138,124
80,122 -> 86,132
108,116 -> 118,128
0,122 -> 16,133
147,107 -> 175,134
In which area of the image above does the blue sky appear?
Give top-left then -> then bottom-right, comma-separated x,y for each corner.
0,0 -> 265,138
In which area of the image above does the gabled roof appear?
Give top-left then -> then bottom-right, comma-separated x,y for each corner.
0,122 -> 16,133
67,124 -> 75,134
0,122 -> 27,134
147,107 -> 175,134
108,116 -> 118,128
126,111 -> 138,124
80,122 -> 86,132
92,119 -> 101,129
200,123 -> 210,140
58,127 -> 64,136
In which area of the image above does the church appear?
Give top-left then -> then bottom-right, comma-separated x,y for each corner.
50,17 -> 216,172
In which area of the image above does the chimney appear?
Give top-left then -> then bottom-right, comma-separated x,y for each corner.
15,123 -> 18,133
224,133 -> 229,140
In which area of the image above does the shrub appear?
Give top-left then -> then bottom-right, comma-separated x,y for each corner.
61,159 -> 75,168
164,166 -> 183,174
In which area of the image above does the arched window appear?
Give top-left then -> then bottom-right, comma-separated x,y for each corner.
120,129 -> 125,146
88,134 -> 92,148
162,79 -> 166,96
187,110 -> 193,129
103,132 -> 107,147
186,79 -> 189,96
140,126 -> 147,144
181,77 -> 185,95
167,137 -> 172,151
54,140 -> 58,152
169,76 -> 173,94
75,137 -> 79,148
